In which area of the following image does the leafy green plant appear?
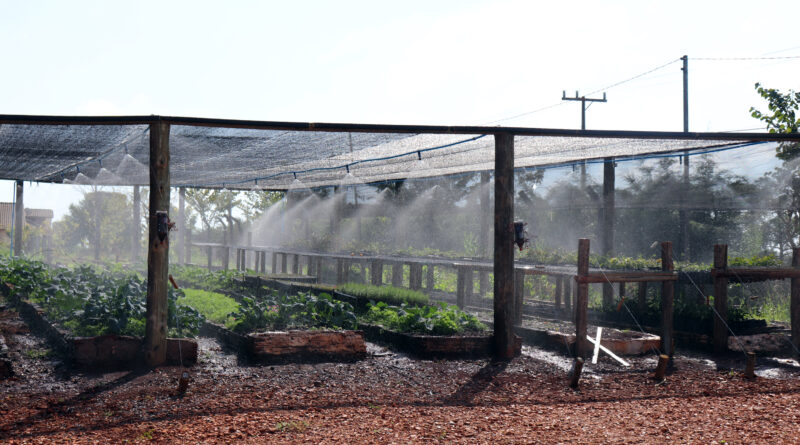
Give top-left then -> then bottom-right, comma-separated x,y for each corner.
229,291 -> 357,333
169,265 -> 243,291
338,282 -> 429,306
178,288 -> 240,325
364,301 -> 486,335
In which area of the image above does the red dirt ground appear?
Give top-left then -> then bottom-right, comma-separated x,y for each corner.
2,308 -> 800,444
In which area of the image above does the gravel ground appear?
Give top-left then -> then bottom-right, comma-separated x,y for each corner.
2,306 -> 800,444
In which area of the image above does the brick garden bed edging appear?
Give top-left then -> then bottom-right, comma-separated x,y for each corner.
360,324 -> 521,359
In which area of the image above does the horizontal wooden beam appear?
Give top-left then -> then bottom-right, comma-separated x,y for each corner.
1,114 -> 798,142
712,268 -> 800,280
576,272 -> 677,283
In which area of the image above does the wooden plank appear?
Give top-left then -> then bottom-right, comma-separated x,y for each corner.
575,239 -> 590,358
493,132 -> 516,359
591,327 -> 603,364
792,248 -> 800,353
144,122 -> 170,367
713,244 -> 729,353
711,268 -> 800,280
586,335 -> 630,367
576,272 -> 676,283
661,242 -> 674,357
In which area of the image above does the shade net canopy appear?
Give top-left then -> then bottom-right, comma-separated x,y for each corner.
0,116 -> 794,189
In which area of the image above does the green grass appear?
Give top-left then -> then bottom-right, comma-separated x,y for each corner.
338,282 -> 429,306
178,288 -> 239,327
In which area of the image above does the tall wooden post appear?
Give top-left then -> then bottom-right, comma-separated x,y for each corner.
178,187 -> 185,265
272,252 -> 278,273
576,239 -> 590,358
206,246 -> 212,271
456,267 -> 467,309
370,260 -> 382,285
493,133 -> 516,359
661,242 -> 674,357
132,185 -> 141,262
713,244 -> 729,353
186,227 -> 192,264
480,171 -> 491,258
791,248 -> 800,354
144,122 -> 170,367
409,263 -> 423,290
13,180 -> 23,256
601,158 -> 615,308
280,253 -> 287,273
426,264 -> 434,291
564,277 -> 572,315
637,282 -> 647,314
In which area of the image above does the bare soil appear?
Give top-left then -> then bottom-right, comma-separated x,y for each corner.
2,304 -> 800,444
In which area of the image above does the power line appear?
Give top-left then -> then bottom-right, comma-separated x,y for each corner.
692,55 -> 800,61
585,58 -> 682,96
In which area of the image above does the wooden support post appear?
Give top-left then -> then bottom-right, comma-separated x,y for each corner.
12,180 -> 23,257
392,263 -> 403,287
186,228 -> 192,264
280,253 -> 287,274
480,171 -> 491,259
178,187 -> 185,265
235,249 -> 241,271
661,242 -> 674,357
569,357 -> 584,389
493,132 -> 516,359
206,246 -> 212,271
792,248 -> 800,355
132,185 -> 141,263
223,246 -> 230,270
292,254 -> 299,275
272,252 -> 278,274
513,269 -> 524,326
479,271 -> 489,296
409,263 -> 423,290
426,264 -> 434,291
144,121 -> 170,367
360,261 -> 367,283
307,255 -> 315,276
336,258 -> 345,284
713,244 -> 729,353
370,260 -> 382,286
564,277 -> 572,315
653,354 -> 669,380
575,239 -> 590,358
466,269 -> 475,303
554,277 -> 563,310
601,157 -> 615,309
316,257 -> 323,283
637,282 -> 647,314
744,351 -> 756,379
456,267 -> 467,309
260,251 -> 266,274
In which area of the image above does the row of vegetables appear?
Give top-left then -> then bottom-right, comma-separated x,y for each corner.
0,258 -> 486,339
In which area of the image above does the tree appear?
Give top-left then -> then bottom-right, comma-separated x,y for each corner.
54,188 -> 132,261
750,83 -> 800,160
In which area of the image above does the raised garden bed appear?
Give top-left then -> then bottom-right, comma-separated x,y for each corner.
200,321 -> 366,363
15,298 -> 196,369
360,323 -> 520,358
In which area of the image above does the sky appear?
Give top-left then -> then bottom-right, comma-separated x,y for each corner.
1,0 -> 798,219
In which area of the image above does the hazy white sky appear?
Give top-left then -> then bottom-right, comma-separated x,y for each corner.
1,0 -> 798,219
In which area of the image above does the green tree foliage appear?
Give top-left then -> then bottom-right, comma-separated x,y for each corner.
750,82 -> 800,160
53,189 -> 132,261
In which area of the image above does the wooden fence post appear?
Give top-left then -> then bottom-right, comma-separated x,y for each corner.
637,282 -> 647,314
479,271 -> 489,296
186,228 -> 192,265
575,238 -> 590,358
144,121 -> 170,367
554,277 -> 563,310
426,264 -> 435,291
713,244 -> 729,353
271,252 -> 278,274
409,263 -> 423,290
370,260 -> 382,285
564,276 -> 571,315
280,253 -> 287,274
514,269 -> 524,326
178,187 -> 185,265
391,263 -> 403,287
661,242 -> 674,357
260,251 -> 266,274
336,258 -> 345,284
206,246 -> 212,271
292,254 -> 299,275
316,257 -> 323,283
132,185 -> 140,263
791,248 -> 800,354
456,266 -> 467,309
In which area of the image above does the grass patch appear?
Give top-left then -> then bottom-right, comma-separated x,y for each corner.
338,282 -> 429,306
178,288 -> 239,327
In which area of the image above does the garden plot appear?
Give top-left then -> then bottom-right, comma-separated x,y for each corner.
0,258 -> 199,369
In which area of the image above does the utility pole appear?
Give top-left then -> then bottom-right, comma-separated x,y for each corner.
679,55 -> 690,260
562,91 -> 608,187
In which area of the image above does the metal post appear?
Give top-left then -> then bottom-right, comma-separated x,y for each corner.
144,121 -> 170,367
493,133 -> 516,359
